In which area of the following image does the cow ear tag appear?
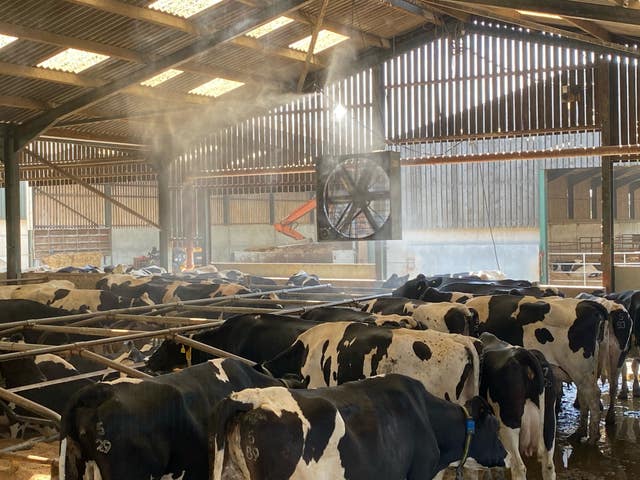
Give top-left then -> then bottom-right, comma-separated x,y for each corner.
181,345 -> 192,366
465,419 -> 475,434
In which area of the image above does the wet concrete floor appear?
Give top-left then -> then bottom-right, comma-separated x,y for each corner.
527,382 -> 640,480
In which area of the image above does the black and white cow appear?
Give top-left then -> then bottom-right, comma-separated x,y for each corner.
391,274 -> 439,299
0,280 -> 77,302
301,306 -> 419,329
146,314 -> 320,372
0,300 -> 75,338
391,274 -> 535,300
262,321 -> 482,405
420,287 -> 472,304
439,282 -> 560,297
0,351 -> 94,438
59,358 -> 285,480
465,294 -> 607,443
211,375 -> 506,480
479,333 -> 557,480
301,306 -> 378,323
576,292 -> 632,420
163,282 -> 252,303
97,274 -> 252,304
602,290 -> 640,398
287,271 -> 320,287
11,287 -> 154,312
381,273 -> 410,289
363,297 -> 478,335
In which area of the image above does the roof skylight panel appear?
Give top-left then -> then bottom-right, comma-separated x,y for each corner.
148,0 -> 223,18
289,30 -> 349,54
141,69 -> 184,87
189,78 -> 245,97
37,48 -> 109,73
246,17 -> 294,38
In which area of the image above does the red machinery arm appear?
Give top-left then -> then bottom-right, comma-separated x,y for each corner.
274,198 -> 317,240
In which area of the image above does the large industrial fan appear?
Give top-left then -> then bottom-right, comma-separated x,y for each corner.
316,151 -> 402,241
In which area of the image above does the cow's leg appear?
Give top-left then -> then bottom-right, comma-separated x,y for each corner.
500,427 -> 526,480
632,359 -> 640,397
575,380 -> 601,444
619,361 -> 629,399
432,470 -> 445,480
537,421 -> 556,480
606,346 -> 621,425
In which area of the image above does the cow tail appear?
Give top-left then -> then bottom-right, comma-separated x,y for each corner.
465,339 -> 483,400
259,340 -> 308,381
514,348 -> 545,399
612,311 -> 633,363
467,308 -> 480,337
209,397 -> 253,480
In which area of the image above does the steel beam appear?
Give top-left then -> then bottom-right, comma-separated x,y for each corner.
297,0 -> 331,92
1,128 -> 21,280
157,161 -> 171,271
401,144 -> 640,165
598,60 -> 615,292
22,147 -> 160,228
0,387 -> 60,423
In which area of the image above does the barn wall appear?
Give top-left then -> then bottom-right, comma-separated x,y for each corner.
211,224 -> 317,262
0,220 -> 29,272
110,228 -> 159,266
388,228 -> 539,281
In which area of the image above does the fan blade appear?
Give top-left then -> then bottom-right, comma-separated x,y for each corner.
361,203 -> 381,232
334,202 -> 359,233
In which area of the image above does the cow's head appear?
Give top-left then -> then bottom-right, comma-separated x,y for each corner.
610,305 -> 633,359
391,274 -> 429,299
145,339 -> 186,373
131,292 -> 155,307
465,396 -> 507,468
466,308 -> 480,337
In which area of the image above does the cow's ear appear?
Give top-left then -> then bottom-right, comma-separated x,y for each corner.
466,396 -> 495,421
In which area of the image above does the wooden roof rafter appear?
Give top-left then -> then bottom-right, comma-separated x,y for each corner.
0,19 -> 287,89
61,0 -> 326,67
422,0 -> 640,59
438,0 -> 640,26
15,0 -> 317,147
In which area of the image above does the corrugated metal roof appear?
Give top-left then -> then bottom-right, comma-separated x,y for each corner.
0,0 -> 638,146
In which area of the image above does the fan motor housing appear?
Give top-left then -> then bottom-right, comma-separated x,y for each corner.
315,151 -> 402,241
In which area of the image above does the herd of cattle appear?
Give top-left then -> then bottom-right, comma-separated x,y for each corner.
0,271 -> 639,479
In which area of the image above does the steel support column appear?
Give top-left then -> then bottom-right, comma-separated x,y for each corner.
598,60 -> 615,292
197,188 -> 211,265
1,128 -> 21,280
157,163 -> 171,271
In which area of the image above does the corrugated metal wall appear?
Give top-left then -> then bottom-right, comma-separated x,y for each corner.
210,192 -> 314,225
32,182 -> 158,229
400,131 -> 602,229
169,26 -> 612,233
14,139 -> 154,187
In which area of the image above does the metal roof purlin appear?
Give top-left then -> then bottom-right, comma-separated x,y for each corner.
15,0 -> 314,148
0,19 -> 284,88
443,0 -> 640,26
425,0 -> 640,59
62,0 -> 327,66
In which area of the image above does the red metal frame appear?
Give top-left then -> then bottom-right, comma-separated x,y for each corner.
274,198 -> 317,240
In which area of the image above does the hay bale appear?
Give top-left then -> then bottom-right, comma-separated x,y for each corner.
41,252 -> 103,269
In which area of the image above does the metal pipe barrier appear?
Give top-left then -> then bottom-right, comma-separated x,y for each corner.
0,283 -> 333,336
